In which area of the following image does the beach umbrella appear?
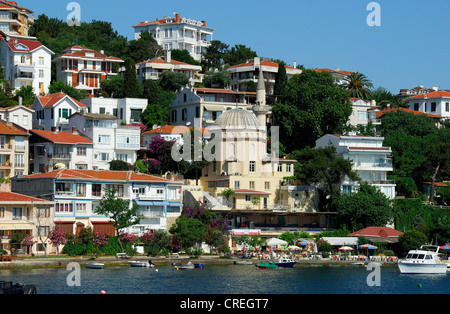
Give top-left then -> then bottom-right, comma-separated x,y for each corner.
358,244 -> 378,249
266,238 -> 288,246
338,246 -> 354,251
439,245 -> 450,250
298,240 -> 315,246
288,245 -> 301,250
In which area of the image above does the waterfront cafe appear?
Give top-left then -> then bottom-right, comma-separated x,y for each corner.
228,228 -> 261,252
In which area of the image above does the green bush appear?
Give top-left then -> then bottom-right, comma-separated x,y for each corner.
186,246 -> 203,258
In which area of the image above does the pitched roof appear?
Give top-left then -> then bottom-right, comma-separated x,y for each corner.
375,108 -> 444,119
0,1 -> 33,13
36,92 -> 85,108
23,169 -> 169,182
348,227 -> 403,239
143,125 -> 209,135
0,120 -> 28,135
6,38 -> 44,53
56,46 -> 123,62
406,90 -> 450,100
30,129 -> 93,145
313,68 -> 353,75
0,191 -> 50,203
228,60 -> 297,70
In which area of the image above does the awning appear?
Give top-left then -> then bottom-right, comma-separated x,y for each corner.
135,200 -> 154,206
0,223 -> 34,230
17,66 -> 35,73
231,229 -> 261,236
322,237 -> 359,246
168,202 -> 183,207
135,200 -> 171,206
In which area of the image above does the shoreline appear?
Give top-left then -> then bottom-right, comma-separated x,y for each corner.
0,255 -> 399,269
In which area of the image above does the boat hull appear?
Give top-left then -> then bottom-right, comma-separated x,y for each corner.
85,263 -> 104,269
275,262 -> 296,268
398,262 -> 447,274
255,262 -> 278,269
129,261 -> 154,268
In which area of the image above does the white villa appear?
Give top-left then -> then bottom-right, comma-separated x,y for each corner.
315,134 -> 396,199
405,90 -> 450,121
132,13 -> 214,61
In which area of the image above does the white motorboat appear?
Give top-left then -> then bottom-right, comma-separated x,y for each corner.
129,260 -> 154,268
397,245 -> 447,274
275,257 -> 296,268
85,262 -> 104,269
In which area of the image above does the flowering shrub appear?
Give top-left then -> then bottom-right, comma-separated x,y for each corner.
49,226 -> 66,246
141,231 -> 155,243
22,234 -> 37,247
121,232 -> 137,244
94,231 -> 110,246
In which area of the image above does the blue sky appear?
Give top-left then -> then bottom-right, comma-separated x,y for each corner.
19,0 -> 450,94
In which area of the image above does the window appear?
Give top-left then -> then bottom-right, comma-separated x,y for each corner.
171,110 -> 177,122
39,57 -> 44,65
14,154 -> 24,168
249,181 -> 255,190
12,207 -> 22,220
234,181 -> 240,189
249,161 -> 255,172
277,164 -> 283,172
357,111 -> 367,120
76,183 -> 86,197
58,108 -> 72,118
264,182 -> 270,190
98,135 -> 110,144
99,153 -> 109,161
0,207 -> 4,218
106,184 -> 124,197
38,207 -> 50,218
39,70 -> 44,78
116,153 -> 128,161
245,195 -> 251,202
38,226 -> 50,237
431,102 -> 436,112
77,147 -> 86,156
182,108 -> 187,121
76,203 -> 87,212
286,164 -> 292,172
92,184 -> 102,197
446,102 -> 449,112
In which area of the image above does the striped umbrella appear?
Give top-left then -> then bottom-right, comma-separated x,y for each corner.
439,245 -> 450,250
298,240 -> 315,246
358,244 -> 378,249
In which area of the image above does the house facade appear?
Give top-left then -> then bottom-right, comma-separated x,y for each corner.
31,92 -> 86,131
312,68 -> 353,85
315,134 -> 396,199
11,169 -> 184,236
136,50 -> 202,85
132,13 -> 214,61
169,86 -> 250,128
0,103 -> 33,130
0,1 -> 34,36
80,97 -> 148,125
68,112 -> 141,169
0,119 -> 29,178
405,90 -> 450,121
0,191 -> 54,255
227,57 -> 302,94
29,128 -> 94,173
52,46 -> 124,96
348,98 -> 377,127
0,33 -> 53,95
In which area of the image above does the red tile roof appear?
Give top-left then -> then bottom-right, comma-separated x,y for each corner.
0,120 -> 28,135
24,169 -> 169,182
375,108 -> 444,119
6,38 -> 43,52
348,227 -> 403,239
228,60 -> 297,70
30,129 -> 93,144
195,88 -> 244,95
0,1 -> 33,13
136,57 -> 197,67
406,90 -> 450,100
37,92 -> 85,108
56,46 -> 123,62
0,191 -> 50,203
143,125 -> 209,135
313,68 -> 354,75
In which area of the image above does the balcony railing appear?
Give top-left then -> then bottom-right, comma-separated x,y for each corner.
48,153 -> 70,159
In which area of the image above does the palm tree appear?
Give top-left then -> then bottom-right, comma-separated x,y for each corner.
342,72 -> 373,100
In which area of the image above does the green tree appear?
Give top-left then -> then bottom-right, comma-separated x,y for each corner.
222,44 -> 257,66
100,74 -> 125,98
109,160 -> 130,171
273,61 -> 287,102
332,183 -> 393,231
397,230 -> 428,257
201,40 -> 229,70
203,70 -> 231,89
341,72 -> 373,100
171,49 -> 200,65
48,81 -> 88,100
272,70 -> 352,151
94,188 -> 143,253
127,31 -> 163,63
123,58 -> 142,98
421,142 -> 450,203
157,71 -> 189,92
14,86 -> 35,106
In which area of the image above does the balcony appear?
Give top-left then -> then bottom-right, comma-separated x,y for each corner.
0,161 -> 10,168
48,153 -> 70,159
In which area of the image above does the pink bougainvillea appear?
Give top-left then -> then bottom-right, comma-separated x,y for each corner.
140,231 -> 155,243
121,232 -> 137,244
48,226 -> 66,246
94,231 -> 110,246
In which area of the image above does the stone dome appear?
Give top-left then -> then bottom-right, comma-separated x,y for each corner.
213,109 -> 261,129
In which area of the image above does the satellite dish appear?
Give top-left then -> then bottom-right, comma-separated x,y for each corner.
186,122 -> 191,126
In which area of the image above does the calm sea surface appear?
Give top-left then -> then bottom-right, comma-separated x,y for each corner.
1,263 -> 449,295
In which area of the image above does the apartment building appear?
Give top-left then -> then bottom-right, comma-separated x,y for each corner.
0,32 -> 53,95
31,92 -> 86,131
348,98 -> 377,127
68,112 -> 141,169
0,1 -> 34,36
52,46 -> 124,96
136,50 -> 202,85
227,57 -> 302,94
28,127 -> 94,173
0,191 -> 54,255
11,169 -> 183,235
0,119 -> 29,178
80,97 -> 148,125
312,67 -> 353,85
315,134 -> 396,199
133,13 -> 214,61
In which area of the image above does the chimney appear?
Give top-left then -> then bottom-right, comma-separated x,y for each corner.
432,86 -> 439,91
18,96 -> 22,106
175,13 -> 180,22
293,60 -> 296,68
202,20 -> 206,27
72,126 -> 77,134
51,126 -> 57,133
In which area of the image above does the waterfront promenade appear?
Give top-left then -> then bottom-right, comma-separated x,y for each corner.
0,254 -> 401,269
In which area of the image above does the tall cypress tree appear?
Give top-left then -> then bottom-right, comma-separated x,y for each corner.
123,58 -> 141,98
273,61 -> 288,102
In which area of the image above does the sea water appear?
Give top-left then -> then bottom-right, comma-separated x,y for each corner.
0,264 -> 448,295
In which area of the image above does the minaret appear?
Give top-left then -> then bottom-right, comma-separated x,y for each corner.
252,63 -> 271,133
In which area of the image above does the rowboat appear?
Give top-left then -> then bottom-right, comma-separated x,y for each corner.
85,263 -> 104,269
172,261 -> 195,270
255,262 -> 278,269
129,260 -> 154,268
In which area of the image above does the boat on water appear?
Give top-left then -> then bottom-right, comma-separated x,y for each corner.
85,263 -> 104,269
255,262 -> 278,269
275,257 -> 296,268
234,260 -> 253,265
129,260 -> 154,268
397,245 -> 447,274
172,261 -> 195,270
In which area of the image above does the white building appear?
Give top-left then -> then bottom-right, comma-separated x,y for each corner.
31,92 -> 86,131
227,57 -> 302,94
136,50 -> 202,85
169,86 -> 250,128
348,98 -> 377,127
312,68 -> 353,85
0,1 -> 34,36
80,97 -> 148,125
0,32 -> 53,95
132,13 -> 214,61
29,127 -> 94,173
11,169 -> 184,235
316,134 -> 396,199
52,45 -> 124,97
68,112 -> 141,170
405,90 -> 450,121
0,103 -> 33,130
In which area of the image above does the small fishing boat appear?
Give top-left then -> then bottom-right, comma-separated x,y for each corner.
85,263 -> 104,269
194,263 -> 204,268
275,257 -> 296,268
129,260 -> 154,268
234,260 -> 253,265
255,262 -> 278,269
348,262 -> 365,266
172,261 -> 195,270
